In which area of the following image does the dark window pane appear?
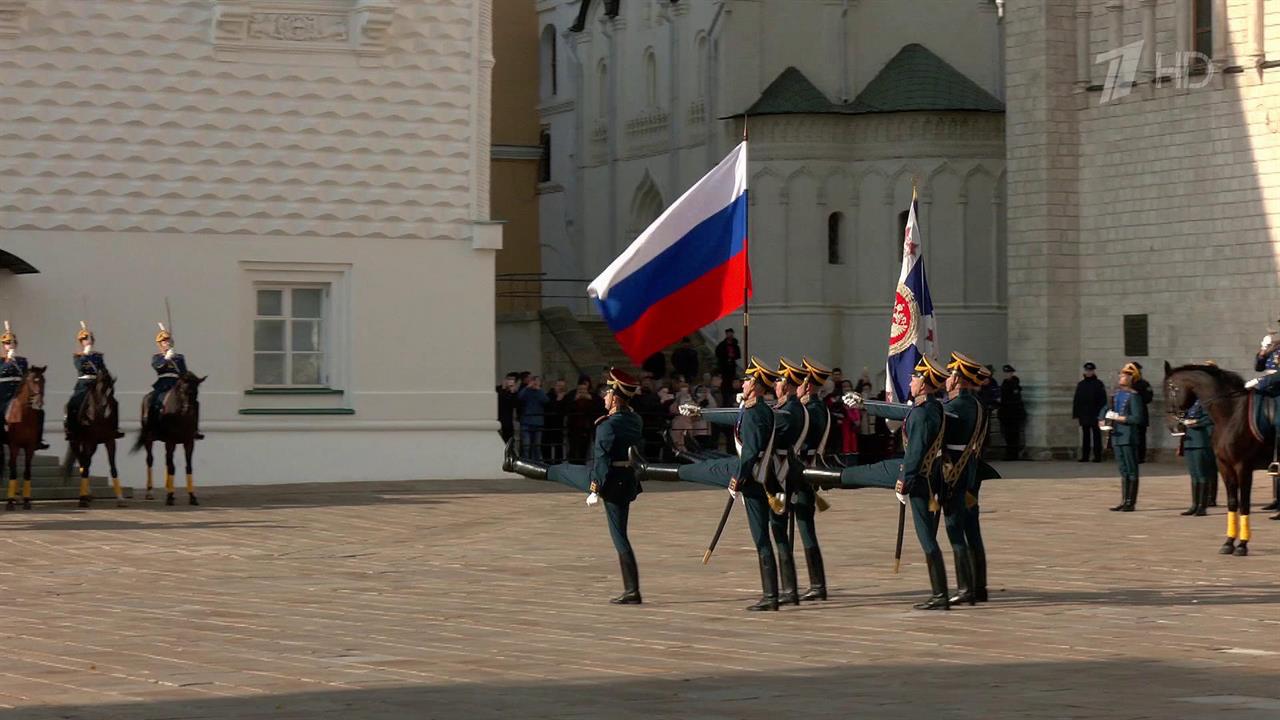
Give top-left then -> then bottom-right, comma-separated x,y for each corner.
254,353 -> 285,385
292,288 -> 323,319
254,320 -> 285,352
1123,314 -> 1149,357
292,354 -> 322,385
257,289 -> 283,316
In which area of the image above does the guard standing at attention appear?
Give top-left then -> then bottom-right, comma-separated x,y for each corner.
1100,363 -> 1147,512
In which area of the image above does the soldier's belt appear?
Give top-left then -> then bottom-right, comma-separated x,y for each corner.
156,373 -> 178,379
0,377 -> 19,383
77,375 -> 97,380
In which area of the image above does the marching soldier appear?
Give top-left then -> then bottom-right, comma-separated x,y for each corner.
770,357 -> 810,606
65,323 -> 124,440
503,368 -> 646,604
942,353 -> 991,605
1179,394 -> 1215,517
0,323 -> 47,450
144,325 -> 203,439
632,357 -> 789,611
1100,363 -> 1147,512
795,357 -> 833,602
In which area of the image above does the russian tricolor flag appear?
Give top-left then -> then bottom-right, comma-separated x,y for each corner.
885,189 -> 938,403
588,142 -> 751,365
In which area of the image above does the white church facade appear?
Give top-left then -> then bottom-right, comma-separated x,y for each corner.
0,0 -> 504,483
536,0 -> 1008,380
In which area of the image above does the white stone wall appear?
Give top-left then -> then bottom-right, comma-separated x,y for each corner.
538,0 -> 1007,374
0,0 -> 503,483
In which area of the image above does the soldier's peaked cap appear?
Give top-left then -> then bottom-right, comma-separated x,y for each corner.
1122,362 -> 1142,381
0,321 -> 14,345
745,356 -> 781,383
947,351 -> 986,384
777,357 -> 807,386
913,356 -> 948,387
606,368 -> 640,398
802,357 -> 832,384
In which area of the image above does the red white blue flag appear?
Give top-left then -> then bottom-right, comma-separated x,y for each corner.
588,142 -> 751,365
885,188 -> 937,402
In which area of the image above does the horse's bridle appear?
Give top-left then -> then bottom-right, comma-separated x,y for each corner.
1165,378 -> 1246,422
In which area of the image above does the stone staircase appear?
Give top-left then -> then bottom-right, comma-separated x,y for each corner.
4,453 -> 133,502
539,305 -> 719,383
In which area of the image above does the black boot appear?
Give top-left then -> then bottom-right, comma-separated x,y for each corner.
801,466 -> 842,491
1181,480 -> 1199,515
747,554 -> 779,611
1194,482 -> 1209,516
35,410 -> 47,450
777,549 -> 800,606
799,546 -> 827,601
972,546 -> 989,603
1110,477 -> 1129,511
948,547 -> 975,606
1263,478 -> 1279,511
629,447 -> 682,482
1123,477 -> 1138,511
503,438 -> 549,480
610,551 -> 642,605
913,551 -> 950,610
1208,478 -> 1219,507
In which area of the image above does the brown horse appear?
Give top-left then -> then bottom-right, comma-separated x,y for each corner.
62,373 -> 125,508
1163,362 -> 1267,555
132,372 -> 204,506
3,366 -> 45,511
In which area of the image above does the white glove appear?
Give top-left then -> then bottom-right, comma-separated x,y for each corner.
1264,335 -> 1274,350
678,403 -> 701,417
1246,378 -> 1261,390
734,392 -> 744,406
842,391 -> 863,408
895,492 -> 908,505
1104,410 -> 1120,421
82,344 -> 92,354
164,349 -> 174,360
4,349 -> 13,360
728,487 -> 739,500
585,492 -> 600,507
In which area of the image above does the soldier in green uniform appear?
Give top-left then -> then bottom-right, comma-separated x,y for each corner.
769,357 -> 810,606
1100,362 -> 1148,512
503,368 -> 647,605
1179,394 -> 1216,517
795,357 -> 834,601
941,352 -> 991,605
632,357 -> 789,611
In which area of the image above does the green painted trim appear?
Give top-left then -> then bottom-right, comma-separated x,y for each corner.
244,388 -> 344,396
238,408 -> 355,416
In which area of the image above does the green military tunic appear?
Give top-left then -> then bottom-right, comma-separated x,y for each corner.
1182,400 -> 1217,492
546,409 -> 643,554
1100,389 -> 1147,484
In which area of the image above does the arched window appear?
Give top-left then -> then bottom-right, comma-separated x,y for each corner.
596,60 -> 608,119
644,49 -> 658,107
828,212 -> 844,265
539,25 -> 558,99
695,34 -> 709,96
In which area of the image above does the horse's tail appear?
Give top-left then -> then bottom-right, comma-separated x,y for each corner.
129,397 -> 148,455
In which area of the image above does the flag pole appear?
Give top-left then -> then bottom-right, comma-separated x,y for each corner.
702,117 -> 749,566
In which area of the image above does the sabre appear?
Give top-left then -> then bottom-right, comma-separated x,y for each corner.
702,496 -> 735,564
893,501 -> 906,574
164,296 -> 174,338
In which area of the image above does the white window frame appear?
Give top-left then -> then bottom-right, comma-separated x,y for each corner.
254,284 -> 330,388
241,261 -> 351,392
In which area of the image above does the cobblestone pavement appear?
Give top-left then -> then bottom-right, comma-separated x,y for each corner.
0,461 -> 1278,719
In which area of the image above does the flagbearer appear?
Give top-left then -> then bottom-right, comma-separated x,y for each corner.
0,323 -> 48,452
796,357 -> 834,602
503,368 -> 647,605
633,357 -> 788,611
1101,363 -> 1147,512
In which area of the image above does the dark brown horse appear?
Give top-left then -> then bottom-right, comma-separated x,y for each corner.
62,373 -> 125,508
132,372 -> 204,506
3,366 -> 45,511
1163,362 -> 1267,555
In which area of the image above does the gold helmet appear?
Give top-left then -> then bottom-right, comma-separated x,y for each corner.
776,357 -> 807,386
744,355 -> 781,384
913,356 -> 948,388
0,321 -> 15,346
76,321 -> 93,344
155,322 -> 173,345
604,367 -> 639,398
947,351 -> 986,385
802,356 -> 832,385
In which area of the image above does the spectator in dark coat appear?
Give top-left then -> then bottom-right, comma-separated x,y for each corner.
1072,362 -> 1108,462
999,365 -> 1026,460
671,337 -> 700,382
517,376 -> 550,461
632,377 -> 664,458
567,380 -> 601,462
642,351 -> 667,380
1131,361 -> 1154,463
714,328 -> 741,384
543,379 -> 568,462
497,372 -> 519,442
